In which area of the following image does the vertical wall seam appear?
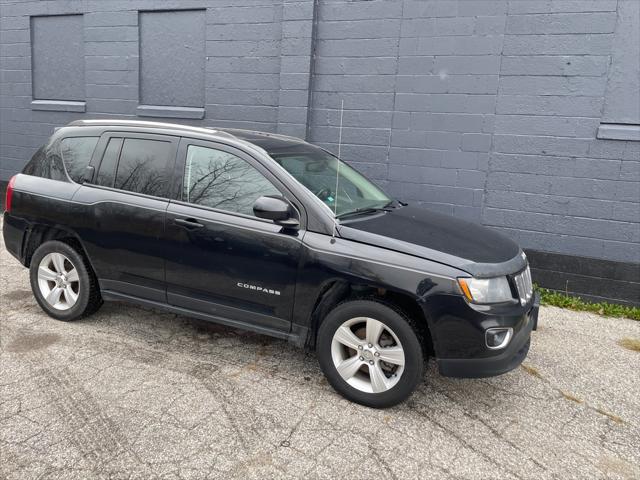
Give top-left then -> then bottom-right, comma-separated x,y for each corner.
28,15 -> 34,100
481,9 -> 508,227
600,0 -> 619,123
304,0 -> 320,142
136,10 -> 142,109
385,0 -> 404,182
275,0 -> 285,132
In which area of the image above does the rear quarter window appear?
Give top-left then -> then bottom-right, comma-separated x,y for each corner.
60,137 -> 99,183
22,142 -> 66,181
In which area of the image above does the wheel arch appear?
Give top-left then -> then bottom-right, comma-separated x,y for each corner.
24,223 -> 94,271
305,279 -> 434,356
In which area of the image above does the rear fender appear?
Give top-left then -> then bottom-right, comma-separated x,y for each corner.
22,222 -> 93,269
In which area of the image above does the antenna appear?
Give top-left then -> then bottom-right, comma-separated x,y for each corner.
331,99 -> 344,242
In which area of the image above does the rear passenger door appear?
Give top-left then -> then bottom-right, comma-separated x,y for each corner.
72,132 -> 178,302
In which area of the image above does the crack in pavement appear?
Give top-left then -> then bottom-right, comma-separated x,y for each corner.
1,216 -> 639,480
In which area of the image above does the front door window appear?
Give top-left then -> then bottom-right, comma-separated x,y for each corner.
182,145 -> 280,216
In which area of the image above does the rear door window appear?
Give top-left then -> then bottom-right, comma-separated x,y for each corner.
60,137 -> 99,183
114,138 -> 173,197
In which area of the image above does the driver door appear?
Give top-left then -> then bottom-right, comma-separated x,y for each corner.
163,138 -> 303,334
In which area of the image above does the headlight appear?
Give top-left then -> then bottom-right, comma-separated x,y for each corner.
457,276 -> 513,304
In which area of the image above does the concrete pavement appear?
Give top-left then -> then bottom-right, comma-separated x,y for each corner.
1,222 -> 639,479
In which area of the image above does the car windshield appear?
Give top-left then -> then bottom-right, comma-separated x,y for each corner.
269,147 -> 392,217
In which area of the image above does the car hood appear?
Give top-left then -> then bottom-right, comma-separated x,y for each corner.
337,205 -> 525,277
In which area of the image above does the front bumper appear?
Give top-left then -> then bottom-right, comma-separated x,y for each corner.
436,292 -> 539,378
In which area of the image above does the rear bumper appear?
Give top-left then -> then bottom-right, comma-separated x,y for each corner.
436,293 -> 539,378
2,211 -> 27,263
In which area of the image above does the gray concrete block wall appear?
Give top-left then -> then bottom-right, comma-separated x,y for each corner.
485,0 -> 639,264
205,2 -> 284,129
31,14 -> 85,101
0,0 -> 313,173
1,0 -> 638,265
139,9 -> 206,108
309,0 -> 505,222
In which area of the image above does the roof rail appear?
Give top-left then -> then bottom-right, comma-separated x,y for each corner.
66,119 -> 237,139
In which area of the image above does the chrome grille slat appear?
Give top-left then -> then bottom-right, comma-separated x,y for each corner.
513,265 -> 533,305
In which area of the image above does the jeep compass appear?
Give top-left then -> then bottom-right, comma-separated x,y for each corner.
3,120 -> 539,407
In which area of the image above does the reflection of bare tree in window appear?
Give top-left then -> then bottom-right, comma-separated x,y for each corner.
48,153 -> 67,181
114,139 -> 170,196
95,138 -> 121,187
60,137 -> 99,183
42,143 -> 66,181
23,143 -> 67,182
184,146 -> 280,216
60,143 -> 79,179
116,154 -> 166,196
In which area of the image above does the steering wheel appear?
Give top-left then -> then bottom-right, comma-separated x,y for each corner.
315,187 -> 333,201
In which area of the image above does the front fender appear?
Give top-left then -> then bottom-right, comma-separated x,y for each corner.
293,232 -> 464,334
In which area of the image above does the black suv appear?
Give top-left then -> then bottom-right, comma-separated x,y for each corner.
3,120 -> 538,407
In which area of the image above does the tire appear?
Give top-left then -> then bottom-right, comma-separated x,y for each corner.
317,299 -> 424,408
29,240 -> 102,321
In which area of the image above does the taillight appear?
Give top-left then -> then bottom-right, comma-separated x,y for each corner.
5,175 -> 16,212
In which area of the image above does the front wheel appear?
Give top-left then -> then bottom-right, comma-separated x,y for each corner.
317,300 -> 424,408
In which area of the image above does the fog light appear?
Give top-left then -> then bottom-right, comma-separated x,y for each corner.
485,328 -> 513,350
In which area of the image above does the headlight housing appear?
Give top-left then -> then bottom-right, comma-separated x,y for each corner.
457,276 -> 513,304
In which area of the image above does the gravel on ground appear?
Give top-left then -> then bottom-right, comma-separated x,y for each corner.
1,219 -> 639,479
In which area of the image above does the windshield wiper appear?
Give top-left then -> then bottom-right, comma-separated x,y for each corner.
336,207 -> 388,220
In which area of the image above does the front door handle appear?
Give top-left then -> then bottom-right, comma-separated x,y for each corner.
174,218 -> 204,229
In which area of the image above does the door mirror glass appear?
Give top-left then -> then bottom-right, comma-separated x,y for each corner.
253,196 -> 299,228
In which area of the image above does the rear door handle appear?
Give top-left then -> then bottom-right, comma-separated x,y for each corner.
174,218 -> 204,229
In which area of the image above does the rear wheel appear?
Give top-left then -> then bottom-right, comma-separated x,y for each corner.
29,240 -> 102,321
317,300 -> 424,408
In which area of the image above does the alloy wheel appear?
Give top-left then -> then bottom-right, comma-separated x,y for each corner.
330,316 -> 405,393
37,252 -> 80,311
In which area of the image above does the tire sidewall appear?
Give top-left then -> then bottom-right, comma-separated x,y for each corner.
29,241 -> 92,321
317,300 -> 424,408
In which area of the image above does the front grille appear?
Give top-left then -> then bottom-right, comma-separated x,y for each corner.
513,265 -> 533,305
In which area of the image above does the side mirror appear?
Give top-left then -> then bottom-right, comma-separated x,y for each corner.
253,196 -> 299,228
83,165 -> 95,184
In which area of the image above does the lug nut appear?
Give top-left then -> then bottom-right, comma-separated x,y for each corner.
368,343 -> 373,348
359,356 -> 364,361
369,360 -> 374,365
374,352 -> 380,357
357,345 -> 363,350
